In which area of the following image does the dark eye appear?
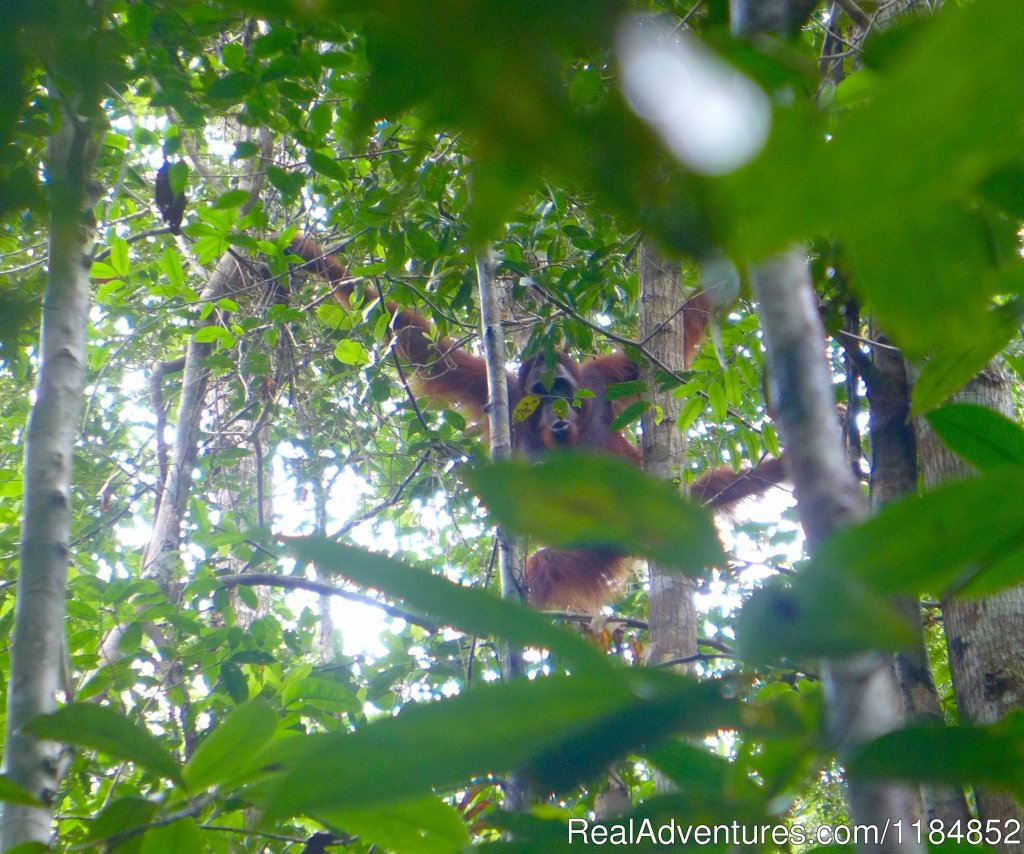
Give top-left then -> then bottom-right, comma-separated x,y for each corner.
529,383 -> 547,396
551,378 -> 573,397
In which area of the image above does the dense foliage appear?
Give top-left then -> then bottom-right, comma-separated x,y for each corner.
1,0 -> 1023,851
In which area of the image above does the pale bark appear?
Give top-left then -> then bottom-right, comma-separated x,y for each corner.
751,248 -> 924,853
1,104 -> 99,850
141,252 -> 247,590
476,246 -> 527,811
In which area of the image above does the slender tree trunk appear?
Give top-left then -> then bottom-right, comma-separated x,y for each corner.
142,252 -> 246,590
476,246 -> 527,812
915,365 -> 1024,848
861,329 -> 971,824
638,242 -> 697,671
1,103 -> 100,850
751,248 -> 924,853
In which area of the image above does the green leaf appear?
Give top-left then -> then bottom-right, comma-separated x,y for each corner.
910,303 -> 1024,415
309,102 -> 333,138
512,393 -> 540,424
0,775 -> 39,806
334,338 -> 370,366
286,537 -> 610,678
192,325 -> 235,347
140,817 -> 203,854
24,704 -> 180,783
466,453 -> 724,572
183,702 -> 277,791
211,189 -> 251,210
676,395 -> 705,432
707,381 -> 727,422
158,248 -> 185,289
319,796 -> 469,854
90,261 -> 119,280
249,670 -> 735,817
86,796 -> 159,845
219,662 -> 249,703
850,712 -> 1024,796
609,399 -> 647,431
815,469 -> 1024,599
604,380 -> 645,401
109,236 -> 130,276
723,366 -> 742,407
736,569 -> 916,661
568,67 -> 602,108
731,0 -> 1024,357
165,160 -> 188,196
281,677 -> 361,713
406,225 -> 439,260
308,150 -> 348,182
206,72 -> 256,103
926,404 -> 1024,471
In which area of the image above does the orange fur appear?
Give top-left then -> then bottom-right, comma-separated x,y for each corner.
287,236 -> 785,612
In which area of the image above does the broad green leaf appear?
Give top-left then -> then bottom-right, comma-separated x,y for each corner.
158,248 -> 185,289
604,380 -> 646,401
910,302 -> 1024,415
814,469 -> 1024,598
25,704 -> 180,783
211,189 -> 251,209
723,366 -> 741,407
675,395 -> 705,432
182,702 -> 277,791
206,72 -> 255,103
707,381 -> 727,422
850,713 -> 1024,796
466,453 -> 724,572
511,393 -> 540,424
729,0 -> 1024,357
90,261 -> 119,280
568,67 -> 601,108
736,570 -> 916,661
320,796 -> 469,854
191,325 -> 235,347
926,404 -> 1024,471
285,537 -> 609,677
281,676 -> 361,713
608,399 -> 647,431
165,160 -> 187,196
140,817 -> 203,854
308,150 -> 348,182
219,662 -> 249,703
86,796 -> 159,845
406,225 -> 439,260
109,236 -> 130,276
334,338 -> 370,366
249,670 -> 734,817
0,775 -> 38,806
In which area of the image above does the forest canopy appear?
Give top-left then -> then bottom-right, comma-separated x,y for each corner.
1,0 -> 1023,851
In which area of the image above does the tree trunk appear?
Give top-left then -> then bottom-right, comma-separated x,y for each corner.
915,364 -> 1024,847
751,247 -> 924,853
861,329 -> 971,825
476,245 -> 527,812
1,103 -> 99,850
142,252 -> 246,591
638,242 -> 697,671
